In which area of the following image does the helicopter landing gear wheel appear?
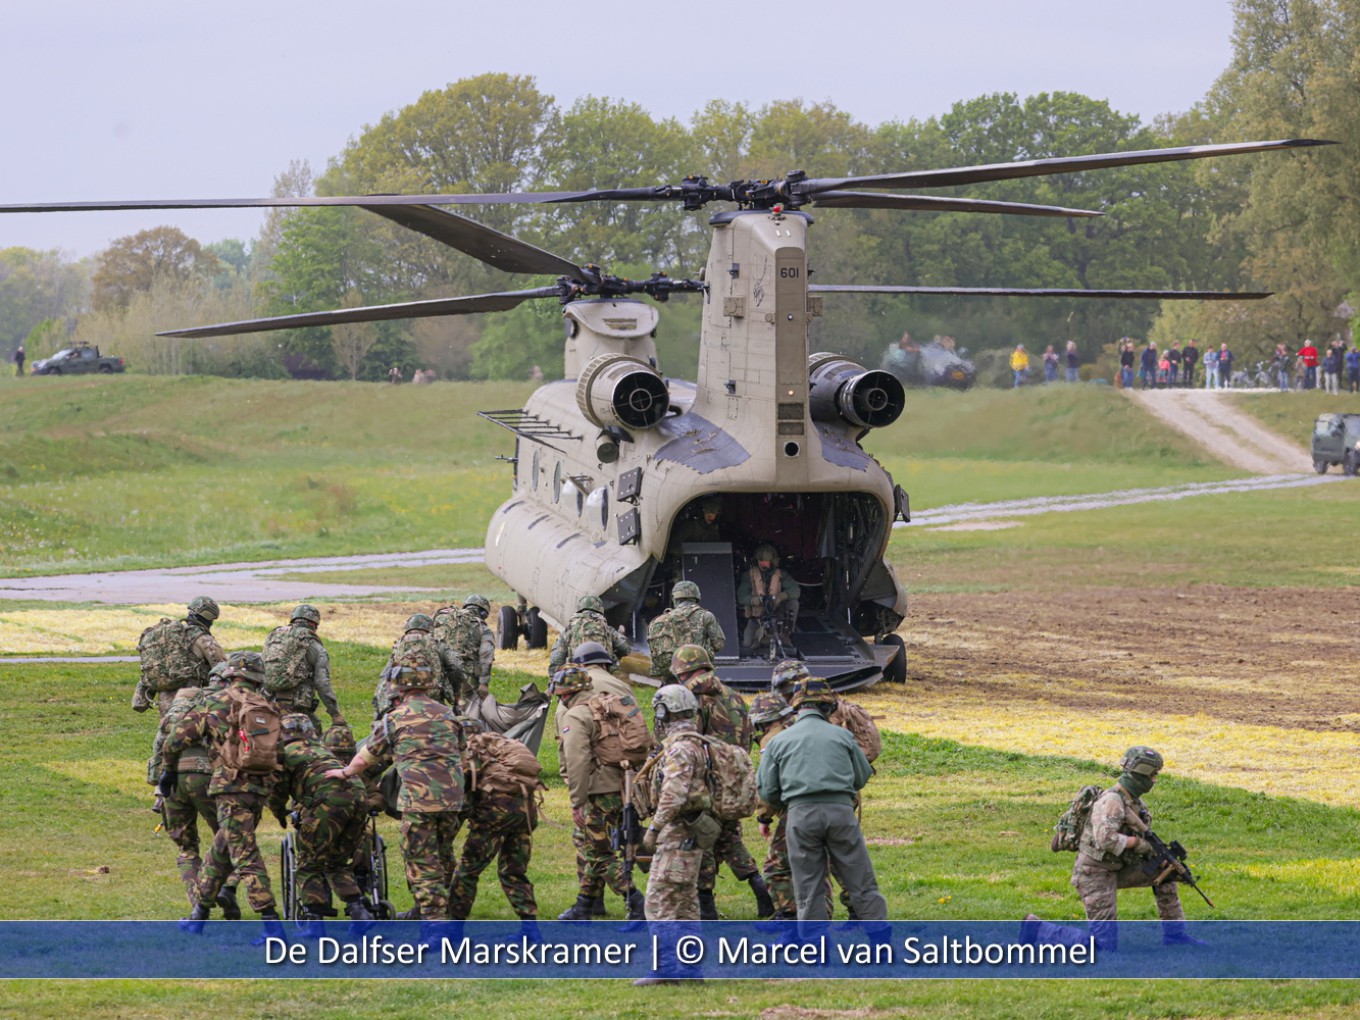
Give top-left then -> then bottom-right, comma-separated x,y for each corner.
877,633 -> 907,684
527,607 -> 548,649
498,605 -> 520,651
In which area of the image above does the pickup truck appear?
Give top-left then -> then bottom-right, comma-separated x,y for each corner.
30,344 -> 126,375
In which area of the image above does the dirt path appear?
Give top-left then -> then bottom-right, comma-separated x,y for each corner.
1125,389 -> 1311,475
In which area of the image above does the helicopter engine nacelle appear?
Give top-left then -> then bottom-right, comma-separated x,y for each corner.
807,353 -> 906,429
576,354 -> 670,431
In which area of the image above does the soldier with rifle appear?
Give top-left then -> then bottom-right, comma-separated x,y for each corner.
736,544 -> 800,658
1023,746 -> 1210,952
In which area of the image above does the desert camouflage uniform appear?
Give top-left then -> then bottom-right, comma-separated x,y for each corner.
548,609 -> 630,672
374,630 -> 466,717
153,688 -> 234,906
267,622 -> 345,733
646,603 -> 725,682
134,619 -> 225,716
353,691 -> 465,920
643,720 -> 712,920
434,606 -> 495,688
448,749 -> 538,920
270,732 -> 368,913
555,685 -> 629,901
163,680 -> 279,914
682,670 -> 758,891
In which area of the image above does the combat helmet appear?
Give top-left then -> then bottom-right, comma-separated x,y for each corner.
224,650 -> 265,685
788,676 -> 836,710
572,641 -> 614,667
753,543 -> 779,566
652,684 -> 699,724
463,594 -> 491,619
1120,746 -> 1164,776
749,691 -> 793,728
549,665 -> 591,697
670,644 -> 713,677
771,659 -> 810,696
404,613 -> 435,632
206,661 -> 232,686
291,604 -> 321,627
576,594 -> 605,614
323,723 -> 357,759
188,595 -> 220,622
389,653 -> 436,691
671,580 -> 701,602
281,713 -> 316,740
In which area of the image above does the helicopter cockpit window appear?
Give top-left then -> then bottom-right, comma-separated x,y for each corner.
552,462 -> 562,503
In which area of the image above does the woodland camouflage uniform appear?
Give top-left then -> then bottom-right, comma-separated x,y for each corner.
265,612 -> 346,733
752,697 -> 797,918
548,598 -> 630,672
374,620 -> 467,717
646,595 -> 725,682
270,719 -> 369,918
448,732 -> 539,920
349,675 -> 465,921
434,597 -> 495,689
163,661 -> 279,917
133,599 -> 226,717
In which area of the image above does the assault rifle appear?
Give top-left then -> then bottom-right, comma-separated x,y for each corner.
611,762 -> 647,929
1142,829 -> 1214,907
760,594 -> 789,661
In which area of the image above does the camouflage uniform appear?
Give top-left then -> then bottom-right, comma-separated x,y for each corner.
754,712 -> 796,917
352,688 -> 465,921
448,733 -> 539,920
435,601 -> 495,689
647,602 -> 725,682
163,676 -> 279,915
374,625 -> 466,716
548,601 -> 630,673
735,550 -> 801,653
643,719 -> 712,920
681,669 -> 759,896
270,726 -> 368,916
134,614 -> 226,716
265,618 -> 345,732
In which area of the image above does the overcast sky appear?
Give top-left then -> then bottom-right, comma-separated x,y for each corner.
1,0 -> 1237,257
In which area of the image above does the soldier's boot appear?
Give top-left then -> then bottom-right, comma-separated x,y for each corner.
1161,921 -> 1208,946
518,916 -> 544,944
833,906 -> 861,932
250,909 -> 286,947
591,895 -> 608,918
747,874 -> 775,919
754,909 -> 796,933
215,885 -> 242,921
697,890 -> 720,921
1021,914 -> 1106,951
625,889 -> 647,922
395,906 -> 420,920
558,895 -> 597,921
418,920 -> 462,947
296,912 -> 327,940
178,901 -> 211,935
345,897 -> 375,937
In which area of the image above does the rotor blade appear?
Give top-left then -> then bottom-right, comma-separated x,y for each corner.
810,191 -> 1101,218
359,203 -> 584,277
799,139 -> 1336,194
157,287 -> 563,338
810,285 -> 1272,300
0,189 -> 665,214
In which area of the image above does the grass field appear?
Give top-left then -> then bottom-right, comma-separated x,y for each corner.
2,376 -> 1359,1016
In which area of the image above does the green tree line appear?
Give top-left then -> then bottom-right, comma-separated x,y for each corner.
9,2 -> 1355,382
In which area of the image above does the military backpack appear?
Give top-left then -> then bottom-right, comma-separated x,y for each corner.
1051,784 -> 1106,852
679,732 -> 758,822
263,624 -> 312,694
587,691 -> 653,768
219,687 -> 283,775
829,699 -> 882,764
435,607 -> 484,678
138,618 -> 208,693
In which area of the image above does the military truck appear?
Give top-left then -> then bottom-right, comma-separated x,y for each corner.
31,343 -> 126,375
1311,413 -> 1360,475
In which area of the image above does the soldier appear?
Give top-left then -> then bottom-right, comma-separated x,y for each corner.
271,714 -> 372,935
374,614 -> 466,717
547,595 -> 630,673
264,604 -> 347,735
646,581 -> 725,683
448,723 -> 543,926
635,684 -> 714,986
329,654 -> 465,923
151,665 -> 240,918
134,595 -> 226,716
736,544 -> 801,655
750,690 -> 798,920
671,644 -> 771,919
1022,747 -> 1205,952
756,676 -> 887,928
322,722 -> 386,902
434,595 -> 495,696
166,651 -> 282,936
550,662 -> 647,921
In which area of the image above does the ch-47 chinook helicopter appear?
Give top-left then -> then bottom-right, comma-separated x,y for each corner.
2,136 -> 1329,690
